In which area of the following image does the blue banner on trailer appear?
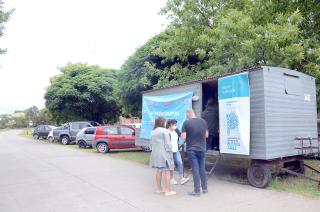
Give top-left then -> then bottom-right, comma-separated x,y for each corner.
218,72 -> 250,155
140,92 -> 193,139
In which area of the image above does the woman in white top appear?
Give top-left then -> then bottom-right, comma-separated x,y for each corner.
166,119 -> 190,185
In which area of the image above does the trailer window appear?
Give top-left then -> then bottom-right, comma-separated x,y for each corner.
284,73 -> 301,96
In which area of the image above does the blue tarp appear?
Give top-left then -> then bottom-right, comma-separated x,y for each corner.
140,92 -> 193,139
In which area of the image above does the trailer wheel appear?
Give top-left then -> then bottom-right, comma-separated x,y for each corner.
141,146 -> 151,152
247,163 -> 272,188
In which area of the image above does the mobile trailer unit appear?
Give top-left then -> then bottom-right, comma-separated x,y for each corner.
135,66 -> 318,188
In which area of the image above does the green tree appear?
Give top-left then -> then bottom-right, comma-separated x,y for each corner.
156,0 -> 305,78
23,106 -> 51,126
11,111 -> 26,128
117,31 -> 174,117
0,1 -> 14,54
45,63 -> 120,124
0,114 -> 11,129
118,0 -> 320,115
154,0 -> 320,108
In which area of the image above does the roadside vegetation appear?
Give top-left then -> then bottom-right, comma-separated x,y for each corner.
19,128 -> 34,139
0,128 -> 9,133
271,176 -> 320,197
58,141 -> 150,165
270,160 -> 320,197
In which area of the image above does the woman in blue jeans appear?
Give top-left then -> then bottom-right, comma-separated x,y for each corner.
166,119 -> 190,185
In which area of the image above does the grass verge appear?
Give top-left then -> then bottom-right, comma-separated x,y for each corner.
269,159 -> 320,197
270,176 -> 320,197
58,143 -> 150,165
0,128 -> 9,133
19,128 -> 34,139
106,151 -> 150,165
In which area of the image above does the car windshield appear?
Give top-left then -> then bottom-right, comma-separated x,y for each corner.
90,122 -> 100,126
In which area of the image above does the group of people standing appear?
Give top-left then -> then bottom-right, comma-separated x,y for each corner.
149,108 -> 210,197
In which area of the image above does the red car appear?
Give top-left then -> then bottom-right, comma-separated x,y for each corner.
92,125 -> 137,153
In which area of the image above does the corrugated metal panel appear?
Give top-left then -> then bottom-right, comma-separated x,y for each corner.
262,67 -> 317,160
135,66 -> 318,160
249,69 -> 267,159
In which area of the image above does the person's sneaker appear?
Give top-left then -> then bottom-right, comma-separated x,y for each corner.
156,190 -> 165,194
188,191 -> 200,197
180,177 -> 190,185
165,191 -> 177,196
170,178 -> 178,185
202,189 -> 208,194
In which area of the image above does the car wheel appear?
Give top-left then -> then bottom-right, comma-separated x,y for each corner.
61,136 -> 70,145
78,140 -> 87,148
33,134 -> 39,140
48,136 -> 54,143
96,142 -> 109,153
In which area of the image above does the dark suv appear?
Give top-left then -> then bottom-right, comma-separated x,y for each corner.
52,121 -> 100,145
33,125 -> 56,140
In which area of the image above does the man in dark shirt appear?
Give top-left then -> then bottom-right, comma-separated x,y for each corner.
201,98 -> 219,150
181,109 -> 208,196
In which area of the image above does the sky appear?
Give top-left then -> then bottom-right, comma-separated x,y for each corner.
0,0 -> 168,114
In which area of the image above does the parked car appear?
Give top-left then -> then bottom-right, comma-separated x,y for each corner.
52,121 -> 100,145
92,125 -> 136,153
126,123 -> 141,129
47,126 -> 63,142
33,125 -> 56,140
75,127 -> 97,148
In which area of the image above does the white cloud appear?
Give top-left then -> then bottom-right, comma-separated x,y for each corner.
0,0 -> 168,114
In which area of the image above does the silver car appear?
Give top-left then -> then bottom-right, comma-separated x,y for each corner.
75,127 -> 96,148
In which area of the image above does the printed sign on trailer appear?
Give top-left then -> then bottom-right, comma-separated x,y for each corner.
218,72 -> 250,155
140,92 -> 193,139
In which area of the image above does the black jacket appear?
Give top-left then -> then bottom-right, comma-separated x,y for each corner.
201,105 -> 219,136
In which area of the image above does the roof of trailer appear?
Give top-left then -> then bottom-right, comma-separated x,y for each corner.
142,66 -> 262,94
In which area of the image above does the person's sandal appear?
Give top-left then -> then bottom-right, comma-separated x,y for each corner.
165,191 -> 177,196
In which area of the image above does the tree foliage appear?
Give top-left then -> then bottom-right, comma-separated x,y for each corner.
156,0 -> 305,79
0,106 -> 50,129
119,0 -> 320,115
117,31 -> 174,117
157,0 -> 320,109
45,63 -> 120,124
0,2 -> 14,54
